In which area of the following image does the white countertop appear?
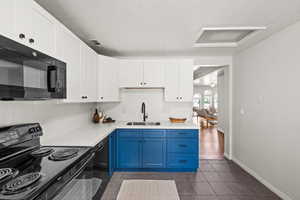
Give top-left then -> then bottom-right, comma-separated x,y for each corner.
41,121 -> 199,147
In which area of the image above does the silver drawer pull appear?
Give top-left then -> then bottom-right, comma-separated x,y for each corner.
179,160 -> 187,163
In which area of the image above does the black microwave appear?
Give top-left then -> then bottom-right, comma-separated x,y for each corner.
0,35 -> 66,100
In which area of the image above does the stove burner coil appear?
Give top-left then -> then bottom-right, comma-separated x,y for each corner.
49,149 -> 79,161
31,147 -> 54,157
0,168 -> 19,183
2,172 -> 41,194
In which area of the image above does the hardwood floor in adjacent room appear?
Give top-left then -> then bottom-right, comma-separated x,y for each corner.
200,127 -> 224,160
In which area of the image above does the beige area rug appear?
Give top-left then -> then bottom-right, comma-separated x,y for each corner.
117,180 -> 180,200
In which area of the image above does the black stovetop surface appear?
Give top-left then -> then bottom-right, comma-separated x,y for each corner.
0,146 -> 91,200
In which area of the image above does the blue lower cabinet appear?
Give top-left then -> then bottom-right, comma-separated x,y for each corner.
117,138 -> 141,168
142,138 -> 166,168
167,153 -> 198,169
167,139 -> 198,153
114,129 -> 199,172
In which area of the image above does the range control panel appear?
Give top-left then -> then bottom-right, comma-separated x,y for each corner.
0,123 -> 43,147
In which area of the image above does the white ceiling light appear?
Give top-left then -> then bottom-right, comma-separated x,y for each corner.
194,27 -> 266,47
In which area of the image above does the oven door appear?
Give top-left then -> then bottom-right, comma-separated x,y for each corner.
50,141 -> 110,200
50,152 -> 108,200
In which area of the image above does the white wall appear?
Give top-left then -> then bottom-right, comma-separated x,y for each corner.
99,89 -> 193,122
217,68 -> 229,156
233,21 -> 300,200
0,101 -> 95,140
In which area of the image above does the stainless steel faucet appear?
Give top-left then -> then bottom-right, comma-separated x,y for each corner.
141,102 -> 148,122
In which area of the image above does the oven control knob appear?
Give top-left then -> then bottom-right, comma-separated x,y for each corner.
29,128 -> 35,133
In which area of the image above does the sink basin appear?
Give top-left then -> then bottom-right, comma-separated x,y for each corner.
126,122 -> 161,126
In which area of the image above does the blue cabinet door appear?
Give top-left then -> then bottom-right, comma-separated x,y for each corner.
142,138 -> 166,168
117,138 -> 141,168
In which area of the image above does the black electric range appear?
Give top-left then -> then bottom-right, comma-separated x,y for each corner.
0,123 -> 99,200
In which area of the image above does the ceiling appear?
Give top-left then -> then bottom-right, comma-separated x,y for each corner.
35,0 -> 300,57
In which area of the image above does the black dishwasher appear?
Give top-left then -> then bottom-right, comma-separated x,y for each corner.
51,137 -> 110,200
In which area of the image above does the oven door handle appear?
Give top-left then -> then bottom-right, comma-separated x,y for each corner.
76,152 -> 95,173
62,152 -> 95,182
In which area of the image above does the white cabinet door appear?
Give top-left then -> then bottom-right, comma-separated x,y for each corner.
143,60 -> 164,87
14,0 -> 32,46
179,60 -> 194,102
56,25 -> 81,102
98,56 -> 120,102
119,60 -> 143,88
0,0 -> 15,39
80,44 -> 98,102
15,0 -> 56,56
164,61 -> 180,102
30,1 -> 56,56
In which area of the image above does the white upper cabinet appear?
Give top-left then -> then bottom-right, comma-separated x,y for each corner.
56,24 -> 81,102
164,60 -> 193,102
14,0 -> 32,45
178,60 -> 194,102
119,60 -> 164,88
98,56 -> 120,102
30,1 -> 56,56
80,44 -> 98,102
119,60 -> 143,88
0,0 -> 15,39
14,0 -> 56,56
143,60 -> 164,87
164,61 -> 180,102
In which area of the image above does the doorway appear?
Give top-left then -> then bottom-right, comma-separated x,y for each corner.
193,66 -> 230,160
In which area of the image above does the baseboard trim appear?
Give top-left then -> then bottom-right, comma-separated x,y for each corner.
224,153 -> 231,160
232,157 -> 292,200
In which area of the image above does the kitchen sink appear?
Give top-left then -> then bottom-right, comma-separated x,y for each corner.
126,122 -> 161,126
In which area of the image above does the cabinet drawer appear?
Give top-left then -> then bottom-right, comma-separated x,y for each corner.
117,129 -> 141,138
167,154 -> 198,169
143,129 -> 166,138
167,139 -> 198,153
166,129 -> 198,138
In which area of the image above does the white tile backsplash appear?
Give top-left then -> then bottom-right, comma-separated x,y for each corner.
0,100 -> 96,136
99,89 -> 193,122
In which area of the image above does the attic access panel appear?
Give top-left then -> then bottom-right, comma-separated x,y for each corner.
195,27 -> 266,47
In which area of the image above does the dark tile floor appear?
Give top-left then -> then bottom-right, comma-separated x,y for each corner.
101,159 -> 282,200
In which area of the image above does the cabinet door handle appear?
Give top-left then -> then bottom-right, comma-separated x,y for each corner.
19,33 -> 25,39
179,144 -> 187,148
144,82 -> 146,85
176,97 -> 179,100
140,82 -> 143,86
101,97 -> 104,99
179,160 -> 187,163
178,132 -> 188,135
29,38 -> 35,44
180,97 -> 182,100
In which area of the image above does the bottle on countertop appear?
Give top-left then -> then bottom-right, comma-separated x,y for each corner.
92,109 -> 101,123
